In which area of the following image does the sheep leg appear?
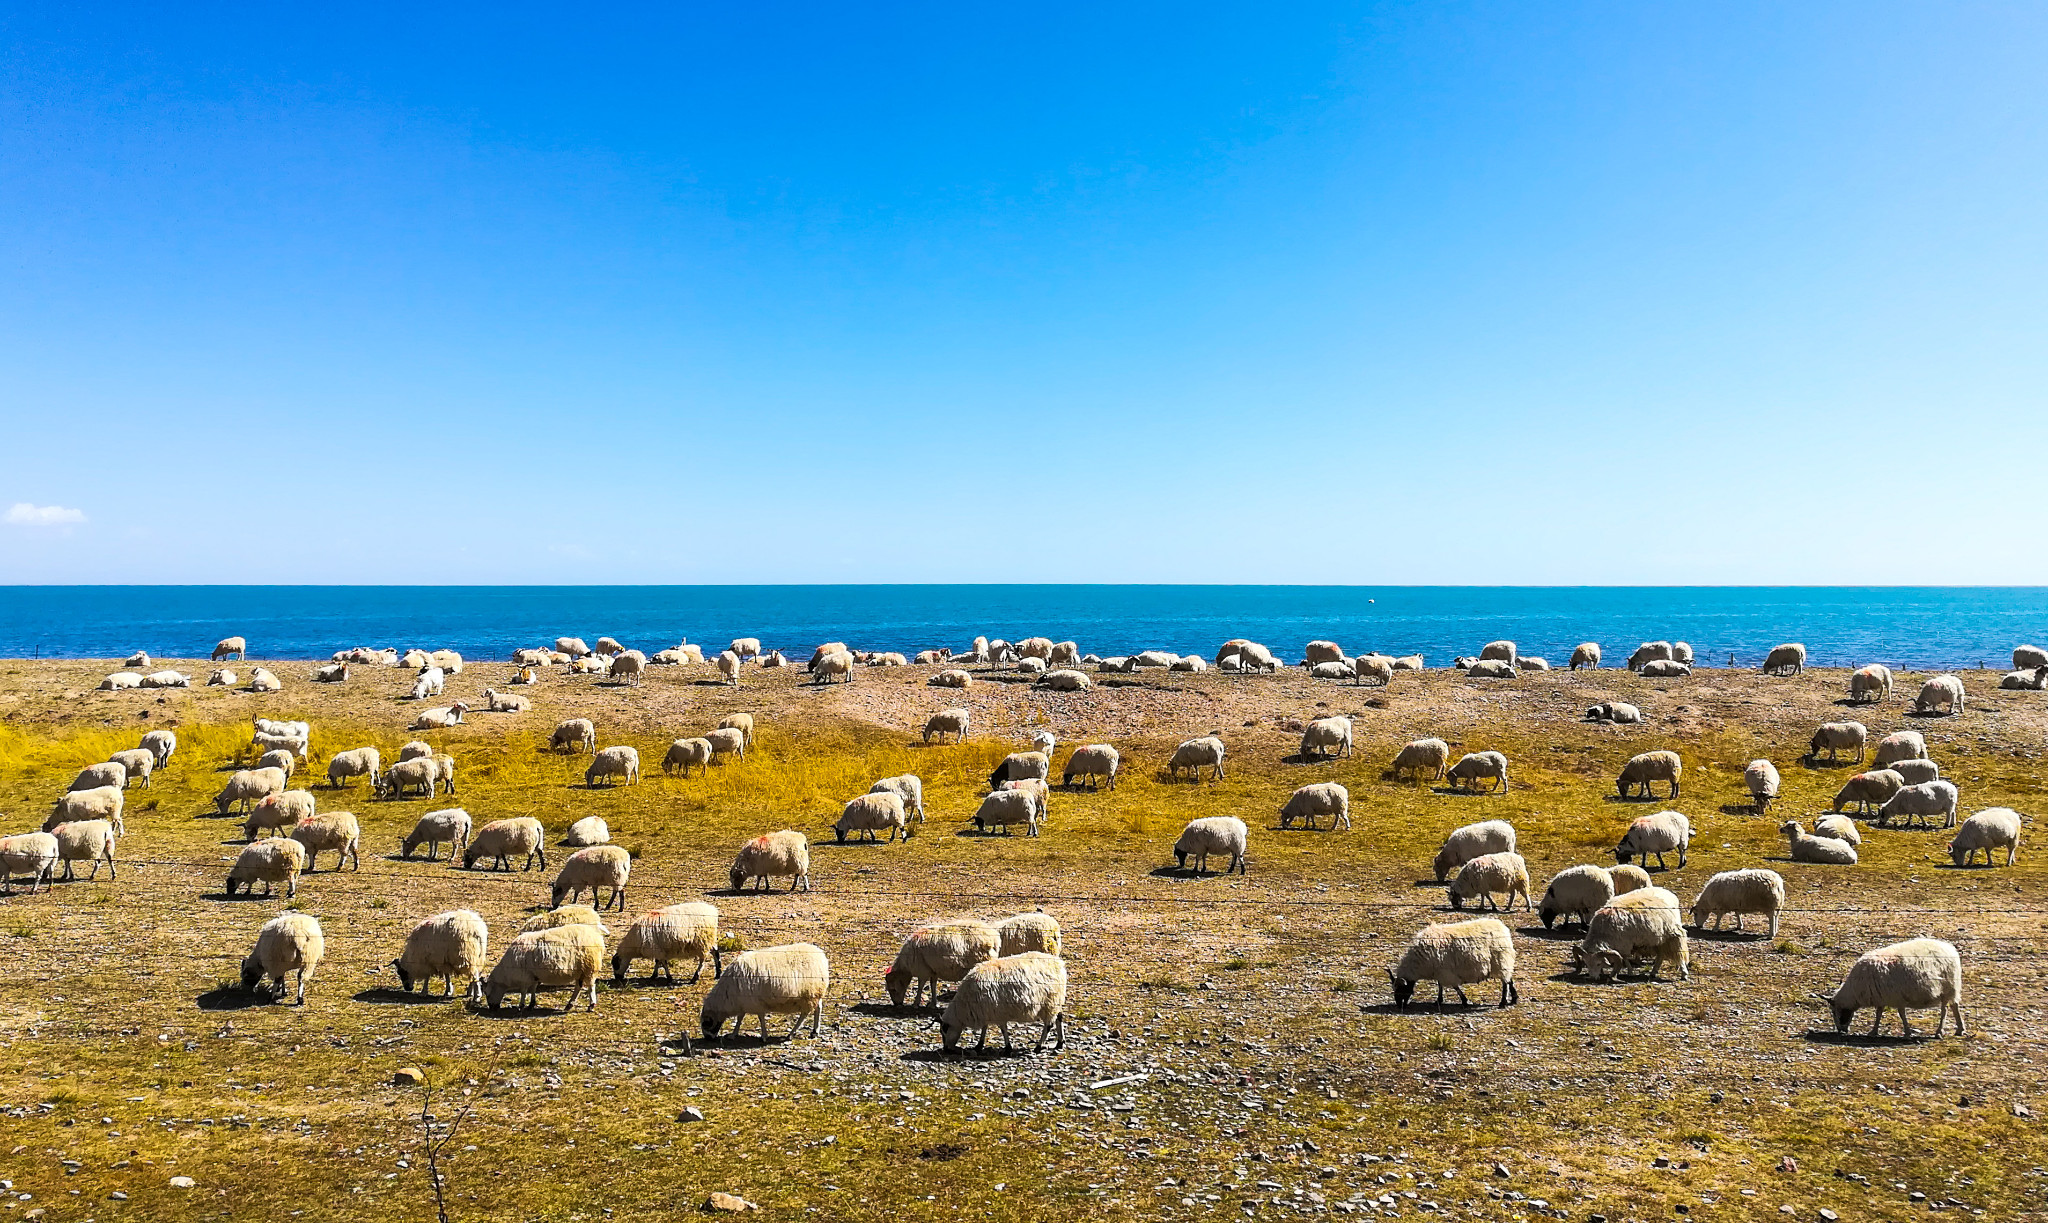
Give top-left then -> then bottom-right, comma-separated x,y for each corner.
758,1013 -> 771,1044
1899,1008 -> 1914,1038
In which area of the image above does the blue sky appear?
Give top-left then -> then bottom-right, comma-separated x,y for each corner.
3,3 -> 2044,583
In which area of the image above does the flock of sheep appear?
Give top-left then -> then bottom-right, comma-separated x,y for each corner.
6,631 -> 2039,1047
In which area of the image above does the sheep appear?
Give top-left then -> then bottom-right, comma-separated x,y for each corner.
513,647 -> 555,666
1872,730 -> 1928,768
0,832 -> 58,895
663,737 -> 714,777
49,819 -> 116,881
1821,938 -> 1964,1037
483,688 -> 532,713
1639,659 -> 1690,678
1048,642 -> 1080,665
1813,813 -> 1862,846
1612,863 -> 1652,894
251,717 -> 311,755
212,636 -> 247,661
313,663 -> 348,684
606,650 -> 648,686
931,668 -> 974,689
241,912 -> 324,1004
379,758 -> 438,801
1237,642 -> 1279,673
1806,722 -> 1866,765
1061,744 -> 1120,790
1173,816 -> 1248,875
1781,820 -> 1858,864
520,905 -> 603,934
401,649 -> 431,668
1949,808 -> 2022,867
401,808 -> 472,861
1584,702 -> 1644,725
399,741 -> 434,762
570,655 -> 608,675
98,672 -> 142,691
426,650 -> 463,675
555,636 -> 592,657
225,837 -> 308,898
1478,640 -> 1517,665
485,924 -> 606,1012
66,762 -> 126,793
290,811 -> 362,872
1616,750 -> 1682,799
1758,643 -> 1807,676
255,748 -> 298,780
706,727 -> 747,763
1574,887 -> 1689,982
1035,668 -> 1092,691
565,816 -> 610,847
46,786 -> 124,835
995,911 -> 1063,958
1850,664 -> 1895,703
709,713 -> 757,751
392,910 -> 490,1001
140,729 -> 176,768
1912,674 -> 1967,716
551,844 -> 631,911
1538,864 -> 1615,930
410,702 -> 469,731
870,774 -> 925,822
551,718 -> 597,754
1027,729 -> 1058,759
325,747 -> 382,789
1279,782 -> 1351,831
915,648 -> 951,665
836,791 -> 913,843
1391,738 -> 1451,783
729,830 -> 810,892
756,649 -> 785,667
1446,750 -> 1510,794
2014,644 -> 2048,669
2000,665 -> 2048,690
1308,661 -> 1353,681
1616,810 -> 1691,870
584,746 -> 641,788
1832,769 -> 1905,814
886,920 -> 1002,1008
1171,655 -> 1208,673
1387,917 -> 1517,1008
207,668 -> 236,687
923,708 -> 971,743
1391,654 -> 1425,670
106,749 -> 154,788
809,650 -> 854,685
809,642 -> 851,668
1215,654 -> 1243,672
1690,868 -> 1786,937
1745,759 -> 1782,815
936,951 -> 1073,1057
612,902 -> 722,984
1167,736 -> 1227,783
1569,643 -> 1602,670
141,669 -> 191,688
971,789 -> 1040,837
214,767 -> 288,815
1628,642 -> 1675,670
463,817 -> 548,872
1448,851 -> 1531,913
984,752 -> 1049,795
1876,779 -> 1960,830
700,943 -> 831,1042
510,666 -> 539,685
1304,640 -> 1347,665
408,668 -> 446,701
241,790 -> 314,841
1464,659 -> 1518,679
1298,716 -> 1354,762
1432,820 -> 1515,882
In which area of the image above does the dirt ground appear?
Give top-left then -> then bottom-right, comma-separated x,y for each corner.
0,652 -> 2043,1222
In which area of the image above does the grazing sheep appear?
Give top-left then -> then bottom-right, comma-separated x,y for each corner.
0,832 -> 59,895
1810,722 -> 1867,764
1876,779 -> 1960,830
393,909 -> 490,1001
409,702 -> 469,731
255,748 -> 298,781
1303,640 -> 1347,665
1464,659 -> 1517,679
401,808 -> 472,861
1299,716 -> 1353,761
1872,730 -> 1928,768
46,785 -> 124,835
1236,642 -> 1279,673
98,672 -> 142,691
1615,810 -> 1692,870
663,737 -> 714,777
325,747 -> 382,789
837,791 -> 913,843
1616,750 -> 1682,799
1999,665 -> 2048,690
609,902 -> 722,985
69,762 -> 127,793
483,688 -> 532,713
809,650 -> 854,685
1349,655 -> 1394,686
1309,661 -> 1354,681
869,774 -> 925,822
1813,814 -> 1862,846
1832,769 -> 1906,815
1762,643 -> 1807,676
1446,750 -> 1510,794
565,816 -> 610,847
225,837 -> 307,899
379,758 -> 438,801
701,943 -> 831,1042
931,668 -> 974,689
241,913 -> 324,1004
1850,664 -> 1895,703
214,767 -> 288,816
106,749 -> 153,789
1574,887 -> 1689,982
242,790 -> 314,842
1628,642 -> 1675,671
606,650 -> 647,686
1611,863 -> 1652,894
1433,820 -> 1516,882
995,911 -> 1063,958
1744,759 -> 1782,815
1781,820 -> 1858,864
706,727 -> 747,764
1448,851 -> 1531,913
971,789 -> 1040,837
1061,744 -> 1120,790
141,669 -> 192,688
1279,782 -> 1351,831
212,636 -> 247,661
463,817 -> 548,872
886,920 -> 1002,1007
1888,758 -> 1946,786
398,740 -> 434,762
1035,668 -> 1092,691
1478,640 -> 1517,665
520,905 -> 603,934
584,745 -> 641,788
1690,869 -> 1786,936
1538,864 -> 1615,930
408,667 -> 446,701
551,718 -> 598,755
1392,738 -> 1451,782
207,668 -> 236,687
485,924 -> 606,1012
1949,808 -> 2022,867
938,951 -> 1071,1059
1047,642 -> 1080,665
1167,736 -> 1227,782
291,811 -> 362,872
1387,917 -> 1518,1009
1822,938 -> 1964,1037
1570,643 -> 1602,670
139,729 -> 176,769
51,819 -> 118,881
1912,674 -> 1967,715
551,844 -> 631,911
555,636 -> 592,658
711,713 -> 756,750
923,708 -> 971,744
1174,816 -> 1248,875
729,830 -> 810,892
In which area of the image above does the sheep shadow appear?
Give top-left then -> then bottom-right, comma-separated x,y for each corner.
1431,786 -> 1507,797
1410,878 -> 1446,889
900,1045 -> 1049,1063
954,827 -> 1030,839
1799,756 -> 1861,770
691,679 -> 735,687
1717,803 -> 1766,817
353,987 -> 454,1006
1148,864 -> 1235,880
1603,793 -> 1669,804
1283,753 -> 1348,767
195,986 -> 274,1011
1902,709 -> 1958,720
1689,927 -> 1772,943
1799,1029 -> 1943,1046
1515,924 -> 1582,942
847,1000 -> 945,1019
200,890 -> 291,903
463,1001 -> 585,1019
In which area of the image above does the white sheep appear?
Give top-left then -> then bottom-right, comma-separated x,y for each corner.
1616,750 -> 1682,799
141,669 -> 192,688
1948,808 -> 2021,867
612,902 -> 722,984
408,667 -> 446,701
1236,642 -> 1279,673
1809,722 -> 1866,764
1392,738 -> 1451,782
392,910 -> 490,1001
1170,655 -> 1208,673
213,636 -> 247,661
255,748 -> 298,781
1168,736 -> 1227,782
1876,779 -> 1960,830
565,816 -> 611,848
242,790 -> 314,842
555,636 -> 592,657
1812,813 -> 1861,846
1912,674 -> 1967,715
931,668 -> 974,689
994,911 -> 1063,958
1762,643 -> 1807,676
1446,750 -> 1510,794
1478,640 -> 1517,665
886,920 -> 1001,1007
1433,819 -> 1516,882
971,789 -> 1040,837
551,718 -> 597,754
1279,782 -> 1350,831
1745,759 -> 1782,815
1303,640 -> 1347,665
1538,864 -> 1615,930
68,761 -> 126,792
1574,887 -> 1689,982
46,786 -> 124,835
663,737 -> 714,777
838,791 -> 914,843
1639,659 -> 1691,678
1464,659 -> 1518,679
1173,816 -> 1248,875
940,952 -> 1067,1053
1690,868 -> 1786,936
584,745 -> 641,788
1889,756 -> 1944,785
706,727 -> 747,764
607,650 -> 648,686
869,774 -> 925,822
1569,643 -> 1601,670
1448,851 -> 1531,913
207,668 -> 237,687
291,811 -> 362,872
409,702 -> 470,731
700,943 -> 831,1042
1872,730 -> 1928,768
1387,918 -> 1518,1009
313,663 -> 348,684
463,817 -> 548,871
1034,668 -> 1092,691
1307,660 -> 1352,681
226,837 -> 308,899
924,708 -> 971,744
1780,820 -> 1858,865
1061,744 -> 1119,790
552,844 -> 631,910
729,830 -> 810,892
241,912 -> 324,1005
1850,664 -> 1894,703
379,757 -> 438,800
98,672 -> 142,691
1391,654 -> 1425,670
140,729 -> 176,768
1299,716 -> 1353,761
0,832 -> 58,895
325,746 -> 382,789
2016,645 -> 2048,669
401,808 -> 472,861
1616,809 -> 1691,870
520,905 -> 603,934
399,740 -> 434,762
483,688 -> 532,713
100,749 -> 151,790
51,819 -> 118,881
1821,938 -> 1964,1037
1999,665 -> 2048,690
1519,656 -> 1552,671
809,650 -> 853,685
214,767 -> 288,816
485,924 -> 606,1012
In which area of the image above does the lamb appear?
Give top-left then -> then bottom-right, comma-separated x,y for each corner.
1309,661 -> 1354,681
1949,808 -> 2022,867
1876,779 -> 1960,830
1872,730 -> 1927,768
995,911 -> 1063,958
1574,887 -> 1689,982
1690,868 -> 1786,936
1813,813 -> 1862,846
98,672 -> 142,690
410,702 -> 469,730
1392,738 -> 1451,782
700,943 -> 831,1042
1569,643 -> 1602,670
1616,750 -> 1682,799
1299,716 -> 1353,760
584,745 -> 641,788
46,786 -> 124,835
408,667 -> 446,701
241,790 -> 314,841
1447,851 -> 1531,913
1628,641 -> 1674,671
290,811 -> 362,872
213,636 -> 247,661
869,774 -> 925,822
729,830 -> 810,892
0,832 -> 58,895
379,758 -> 438,800
1387,917 -> 1517,1008
463,817 -> 548,871
225,837 -> 308,899
1781,820 -> 1858,864
939,951 -> 1068,1053
706,727 -> 747,763
924,708 -> 971,744
106,749 -> 154,788
663,737 -> 714,777
1446,750 -> 1510,793
613,902 -> 722,983
931,668 -> 974,689
1167,736 -> 1227,782
1821,938 -> 1964,1037
551,844 -> 631,911
1639,659 -> 1691,678
1850,664 -> 1895,703
886,920 -> 1002,1007
485,924 -> 606,1012
1809,722 -> 1867,764
241,913 -> 324,1005
1743,759 -> 1781,815
1912,674 -> 1967,716
1832,769 -> 1905,814
1464,659 -> 1518,679
1538,864 -> 1615,930
140,729 -> 176,768
1433,820 -> 1516,882
1478,640 -> 1517,665
392,909 -> 490,1001
1304,640 -> 1347,665
565,816 -> 610,847
1034,668 -> 1092,691
1061,744 -> 1120,790
837,791 -> 913,843
141,669 -> 191,688
1173,816 -> 1248,875
401,808 -> 472,861
214,767 -> 288,815
483,688 -> 532,713
1279,782 -> 1351,831
551,718 -> 597,754
971,789 -> 1040,837
325,746 -> 382,789
1616,810 -> 1691,870
809,650 -> 854,685
51,819 -> 117,881
2000,665 -> 2048,691
207,668 -> 236,687
1762,643 -> 1807,676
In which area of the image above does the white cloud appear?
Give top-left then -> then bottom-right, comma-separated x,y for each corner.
4,502 -> 87,527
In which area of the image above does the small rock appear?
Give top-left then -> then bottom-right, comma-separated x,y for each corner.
1777,1157 -> 1798,1174
110,1192 -> 128,1201
169,1176 -> 196,1189
1653,1157 -> 1672,1169
392,1067 -> 425,1087
2014,1103 -> 2034,1118
1819,1211 -> 1839,1221
679,1107 -> 706,1123
704,1192 -> 757,1212
1493,1164 -> 1510,1179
